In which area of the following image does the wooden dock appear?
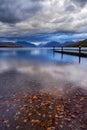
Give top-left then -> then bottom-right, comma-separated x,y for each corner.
53,47 -> 87,58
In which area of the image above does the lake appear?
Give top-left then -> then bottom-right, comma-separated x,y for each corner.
0,48 -> 87,130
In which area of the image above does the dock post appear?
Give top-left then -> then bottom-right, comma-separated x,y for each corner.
61,47 -> 63,52
79,46 -> 81,56
53,46 -> 55,51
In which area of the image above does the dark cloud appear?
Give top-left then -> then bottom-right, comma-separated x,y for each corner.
72,0 -> 87,7
0,0 -> 42,23
65,5 -> 76,12
0,0 -> 87,36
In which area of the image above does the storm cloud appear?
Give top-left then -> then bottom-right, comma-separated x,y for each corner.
72,0 -> 87,7
0,0 -> 43,23
0,0 -> 87,37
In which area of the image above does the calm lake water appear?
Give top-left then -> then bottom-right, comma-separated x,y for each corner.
0,48 -> 87,130
0,48 -> 87,98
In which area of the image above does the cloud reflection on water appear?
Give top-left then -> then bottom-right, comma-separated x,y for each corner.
0,49 -> 87,98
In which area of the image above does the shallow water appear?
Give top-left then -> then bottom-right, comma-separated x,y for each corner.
0,48 -> 87,130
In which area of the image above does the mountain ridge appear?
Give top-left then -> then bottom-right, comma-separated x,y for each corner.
38,41 -> 61,47
0,42 -> 22,48
16,41 -> 36,47
63,39 -> 87,47
0,39 -> 87,48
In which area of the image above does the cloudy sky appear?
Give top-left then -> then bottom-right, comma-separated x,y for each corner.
0,0 -> 87,43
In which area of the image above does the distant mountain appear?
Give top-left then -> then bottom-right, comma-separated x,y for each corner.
40,41 -> 61,47
0,40 -> 36,48
62,41 -> 73,45
64,39 -> 87,47
16,41 -> 36,47
38,43 -> 45,47
0,42 -> 22,48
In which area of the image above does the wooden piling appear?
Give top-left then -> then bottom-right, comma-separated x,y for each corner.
79,46 -> 81,55
53,46 -> 55,51
61,47 -> 63,52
